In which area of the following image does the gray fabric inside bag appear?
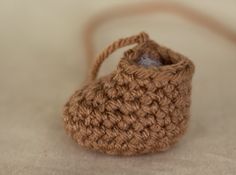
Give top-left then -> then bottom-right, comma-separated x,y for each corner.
137,54 -> 163,67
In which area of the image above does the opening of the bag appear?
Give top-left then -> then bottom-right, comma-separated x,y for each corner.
135,52 -> 174,68
130,41 -> 176,68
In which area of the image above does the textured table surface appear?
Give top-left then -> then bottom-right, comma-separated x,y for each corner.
1,0 -> 236,174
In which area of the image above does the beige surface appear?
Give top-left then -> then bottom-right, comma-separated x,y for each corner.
1,0 -> 236,174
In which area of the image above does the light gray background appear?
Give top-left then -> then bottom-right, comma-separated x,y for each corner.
0,0 -> 236,174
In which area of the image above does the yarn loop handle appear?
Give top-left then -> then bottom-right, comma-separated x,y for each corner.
89,32 -> 149,81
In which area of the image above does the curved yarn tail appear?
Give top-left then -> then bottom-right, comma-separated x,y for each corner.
84,2 -> 236,80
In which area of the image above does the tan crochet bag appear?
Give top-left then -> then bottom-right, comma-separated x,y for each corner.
63,32 -> 195,155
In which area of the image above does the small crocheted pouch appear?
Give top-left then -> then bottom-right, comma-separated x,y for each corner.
63,32 -> 195,155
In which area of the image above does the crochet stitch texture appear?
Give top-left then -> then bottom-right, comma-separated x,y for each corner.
63,33 -> 195,155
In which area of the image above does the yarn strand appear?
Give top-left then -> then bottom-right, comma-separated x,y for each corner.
84,1 -> 236,80
89,32 -> 149,81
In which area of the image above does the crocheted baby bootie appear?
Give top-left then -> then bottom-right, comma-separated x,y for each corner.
63,32 -> 195,155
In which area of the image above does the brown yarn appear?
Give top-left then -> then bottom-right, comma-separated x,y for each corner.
89,32 -> 149,81
63,2 -> 236,155
64,31 -> 194,155
83,2 -> 236,68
